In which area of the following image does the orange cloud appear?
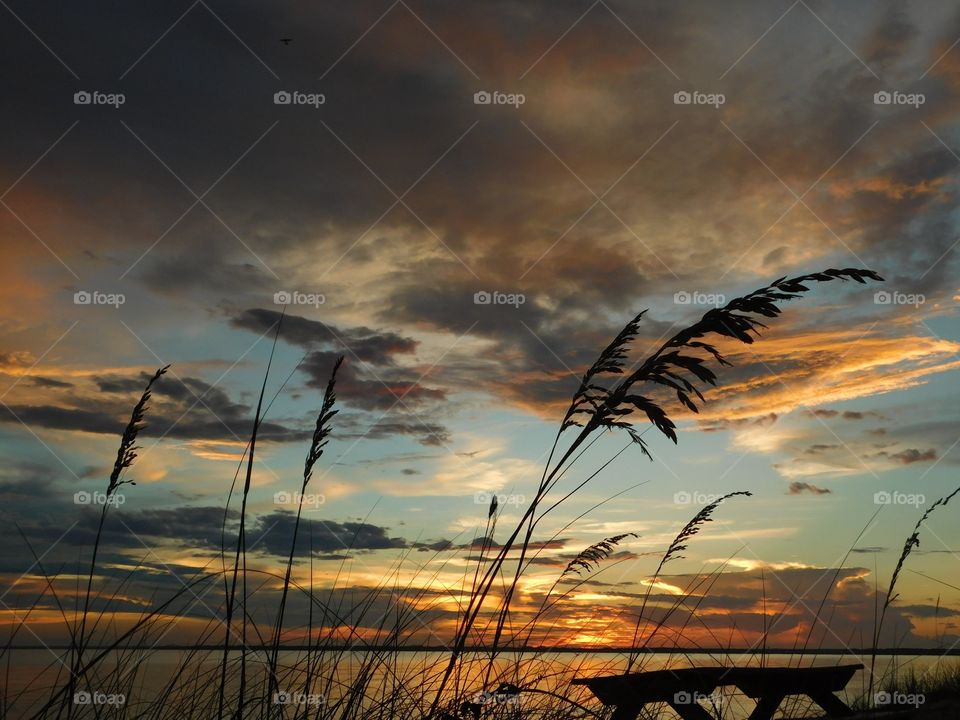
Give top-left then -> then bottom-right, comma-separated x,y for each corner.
695,328 -> 960,423
828,175 -> 949,201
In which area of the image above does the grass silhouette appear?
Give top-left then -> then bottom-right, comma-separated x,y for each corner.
12,267 -> 960,719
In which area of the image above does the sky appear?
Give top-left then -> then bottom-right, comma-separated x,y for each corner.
1,0 -> 960,653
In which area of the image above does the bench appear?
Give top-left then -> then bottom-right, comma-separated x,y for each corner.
571,663 -> 863,720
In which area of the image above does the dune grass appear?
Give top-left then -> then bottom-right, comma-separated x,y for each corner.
15,268 -> 959,720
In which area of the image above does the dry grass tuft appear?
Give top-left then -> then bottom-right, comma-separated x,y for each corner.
107,364 -> 169,495
562,268 -> 882,459
663,491 -> 753,564
562,533 -> 638,577
869,485 -> 960,703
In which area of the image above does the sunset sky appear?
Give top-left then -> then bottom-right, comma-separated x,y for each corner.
2,1 -> 960,653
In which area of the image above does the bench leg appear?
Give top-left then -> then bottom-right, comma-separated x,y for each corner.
667,700 -> 717,720
746,693 -> 785,720
809,691 -> 855,717
609,705 -> 642,720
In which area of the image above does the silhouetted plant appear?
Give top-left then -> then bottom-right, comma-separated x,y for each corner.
266,355 -> 343,715
8,270 -> 891,720
428,268 -> 883,718
562,533 -> 638,578
66,364 -> 168,719
869,485 -> 960,703
627,491 -> 752,670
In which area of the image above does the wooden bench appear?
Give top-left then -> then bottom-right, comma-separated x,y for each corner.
571,664 -> 863,720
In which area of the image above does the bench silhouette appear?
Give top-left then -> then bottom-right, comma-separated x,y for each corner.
571,663 -> 863,720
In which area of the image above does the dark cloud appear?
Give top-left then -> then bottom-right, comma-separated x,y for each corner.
112,505 -> 237,549
1,403 -> 131,435
890,447 -> 938,464
231,311 -> 451,444
545,566 -> 950,648
541,549 -> 639,571
95,375 -> 152,393
250,512 -> 408,556
804,408 -> 883,420
0,371 -> 304,442
700,413 -> 779,433
2,0 -> 958,315
3,0 -> 958,434
412,539 -> 455,552
0,352 -> 31,367
142,252 -> 272,298
2,500 -> 424,575
787,481 -> 832,496
407,535 -> 571,559
27,376 -> 74,389
899,604 -> 960,619
299,350 -> 446,411
0,461 -> 59,514
862,6 -> 918,69
231,309 -> 417,365
346,418 -> 452,447
463,537 -> 567,552
873,447 -> 938,464
804,443 -> 840,455
2,505 -> 237,564
805,409 -> 880,421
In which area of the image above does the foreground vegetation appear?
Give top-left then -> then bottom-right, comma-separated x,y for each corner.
5,268 -> 959,720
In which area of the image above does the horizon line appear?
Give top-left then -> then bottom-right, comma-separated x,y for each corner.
8,645 -> 960,656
